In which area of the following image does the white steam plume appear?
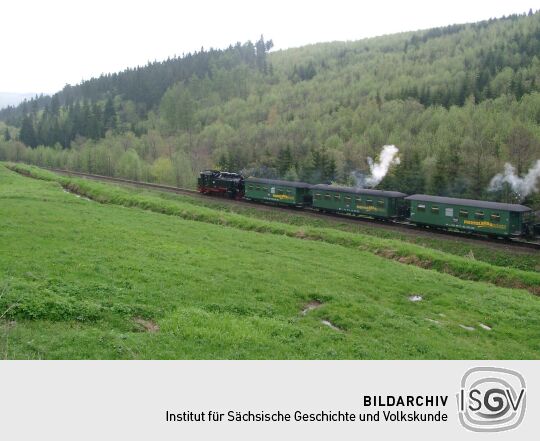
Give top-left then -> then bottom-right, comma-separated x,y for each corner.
360,145 -> 400,188
488,160 -> 540,200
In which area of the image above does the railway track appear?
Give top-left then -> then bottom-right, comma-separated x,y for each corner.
44,167 -> 540,251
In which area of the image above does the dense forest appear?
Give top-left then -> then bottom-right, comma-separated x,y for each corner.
1,11 -> 540,207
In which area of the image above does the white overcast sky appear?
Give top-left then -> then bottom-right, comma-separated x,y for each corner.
1,0 -> 539,94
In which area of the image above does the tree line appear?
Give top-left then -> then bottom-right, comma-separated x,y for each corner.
0,36 -> 273,126
1,14 -> 540,209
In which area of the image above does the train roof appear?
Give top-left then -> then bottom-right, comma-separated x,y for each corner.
200,170 -> 243,179
404,194 -> 532,212
246,177 -> 311,188
310,184 -> 407,198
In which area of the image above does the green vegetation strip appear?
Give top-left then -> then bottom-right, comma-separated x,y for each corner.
6,163 -> 540,295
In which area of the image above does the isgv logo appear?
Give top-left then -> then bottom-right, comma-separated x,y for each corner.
457,367 -> 526,432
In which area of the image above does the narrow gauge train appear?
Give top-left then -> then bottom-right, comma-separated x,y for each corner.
197,171 -> 535,237
197,170 -> 244,199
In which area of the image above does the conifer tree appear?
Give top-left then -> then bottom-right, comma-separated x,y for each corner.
19,115 -> 37,148
276,146 -> 293,176
103,97 -> 117,132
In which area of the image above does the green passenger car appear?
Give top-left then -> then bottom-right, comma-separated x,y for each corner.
244,178 -> 312,206
310,184 -> 407,219
405,195 -> 533,237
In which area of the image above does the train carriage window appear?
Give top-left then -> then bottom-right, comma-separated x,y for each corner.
431,206 -> 439,214
366,199 -> 373,206
344,196 -> 352,203
256,186 -> 261,191
475,211 -> 484,219
334,194 -> 340,201
324,194 -> 331,200
314,193 -> 322,200
445,208 -> 453,217
459,209 -> 469,218
491,213 -> 501,222
417,204 -> 426,212
248,185 -> 254,190
286,189 -> 292,194
378,199 -> 385,206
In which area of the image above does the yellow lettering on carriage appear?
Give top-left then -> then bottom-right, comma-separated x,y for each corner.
463,220 -> 505,229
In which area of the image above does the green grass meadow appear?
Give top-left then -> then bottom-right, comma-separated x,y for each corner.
1,164 -> 539,359
153,189 -> 540,273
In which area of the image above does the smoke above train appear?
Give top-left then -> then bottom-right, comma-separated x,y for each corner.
352,145 -> 401,188
488,160 -> 540,201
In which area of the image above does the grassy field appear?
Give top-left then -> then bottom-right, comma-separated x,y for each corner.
155,192 -> 540,273
8,163 -> 540,294
1,163 -> 539,359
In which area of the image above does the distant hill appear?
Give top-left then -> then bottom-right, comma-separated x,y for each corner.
1,11 -> 539,206
0,92 -> 38,110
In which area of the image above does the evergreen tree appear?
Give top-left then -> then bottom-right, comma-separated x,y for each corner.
255,35 -> 272,73
276,146 -> 293,176
429,153 -> 448,195
309,147 -> 336,182
19,115 -> 37,148
50,95 -> 60,117
324,156 -> 337,181
81,101 -> 91,138
3,127 -> 10,141
90,102 -> 103,139
103,97 -> 117,132
284,166 -> 299,181
388,149 -> 425,194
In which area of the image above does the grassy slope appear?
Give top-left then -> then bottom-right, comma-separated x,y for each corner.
1,164 -> 539,359
7,163 -> 540,294
153,190 -> 540,273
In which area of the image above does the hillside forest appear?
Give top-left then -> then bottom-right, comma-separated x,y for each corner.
1,11 -> 540,208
